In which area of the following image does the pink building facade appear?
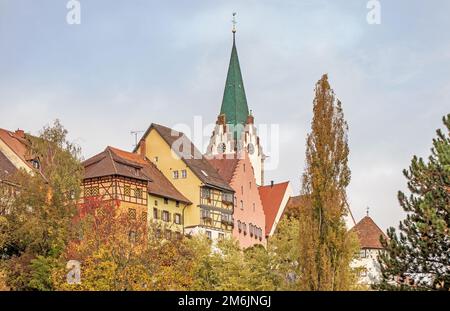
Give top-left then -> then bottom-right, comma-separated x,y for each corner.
209,152 -> 266,248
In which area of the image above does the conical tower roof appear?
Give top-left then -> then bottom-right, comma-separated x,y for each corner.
220,33 -> 249,128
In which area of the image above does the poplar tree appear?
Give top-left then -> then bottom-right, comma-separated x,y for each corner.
298,74 -> 358,290
376,114 -> 450,291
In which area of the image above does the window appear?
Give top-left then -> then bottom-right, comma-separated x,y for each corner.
164,198 -> 169,204
181,169 -> 187,178
128,208 -> 136,220
134,188 -> 142,199
165,230 -> 172,240
242,223 -> 247,235
173,170 -> 179,179
91,186 -> 99,196
201,188 -> 211,199
247,143 -> 255,155
141,212 -> 147,222
222,192 -> 233,203
237,220 -> 242,233
249,223 -> 254,237
360,250 -> 366,258
162,211 -> 170,222
154,156 -> 158,163
243,164 -> 246,172
241,186 -> 244,195
154,200 -> 158,206
175,231 -> 182,240
240,200 -> 244,210
206,230 -> 212,240
32,159 -> 40,170
124,185 -> 131,197
129,231 -> 136,243
176,201 -> 180,207
201,209 -> 211,219
249,181 -> 251,189
174,213 -> 181,225
218,233 -> 224,240
153,208 -> 159,219
155,229 -> 162,239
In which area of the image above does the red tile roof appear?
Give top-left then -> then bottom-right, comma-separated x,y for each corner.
258,181 -> 290,236
208,155 -> 240,183
351,216 -> 387,249
82,147 -> 151,181
284,194 -> 310,218
0,128 -> 33,170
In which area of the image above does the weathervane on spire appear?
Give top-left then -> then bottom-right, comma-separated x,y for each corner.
366,206 -> 370,217
232,12 -> 237,33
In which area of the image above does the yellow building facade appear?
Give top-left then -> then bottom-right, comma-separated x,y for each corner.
135,124 -> 235,239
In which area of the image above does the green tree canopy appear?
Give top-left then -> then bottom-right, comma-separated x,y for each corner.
376,114 -> 450,291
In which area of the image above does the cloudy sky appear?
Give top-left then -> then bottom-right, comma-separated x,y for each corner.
1,0 -> 449,230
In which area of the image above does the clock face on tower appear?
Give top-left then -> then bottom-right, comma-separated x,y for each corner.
217,143 -> 226,154
247,143 -> 255,155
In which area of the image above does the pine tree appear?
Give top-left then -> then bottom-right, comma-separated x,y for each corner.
376,114 -> 450,291
298,74 -> 359,290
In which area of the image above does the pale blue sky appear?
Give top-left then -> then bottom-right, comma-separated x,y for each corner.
1,0 -> 449,230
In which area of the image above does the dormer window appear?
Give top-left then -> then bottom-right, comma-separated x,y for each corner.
31,159 -> 40,170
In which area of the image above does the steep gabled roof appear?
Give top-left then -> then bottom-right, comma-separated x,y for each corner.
135,123 -> 233,192
0,128 -> 34,171
351,216 -> 387,249
258,181 -> 291,236
82,146 -> 152,181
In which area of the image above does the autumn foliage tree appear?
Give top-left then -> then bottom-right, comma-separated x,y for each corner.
376,114 -> 450,291
298,74 -> 359,290
53,196 -> 198,291
0,120 -> 83,290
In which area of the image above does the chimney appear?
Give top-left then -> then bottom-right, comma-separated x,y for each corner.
270,180 -> 274,187
139,139 -> 146,158
15,129 -> 25,138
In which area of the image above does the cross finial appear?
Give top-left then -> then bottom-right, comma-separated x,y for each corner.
232,12 -> 237,33
366,206 -> 370,217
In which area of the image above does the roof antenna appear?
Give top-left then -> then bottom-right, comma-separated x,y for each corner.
130,130 -> 144,148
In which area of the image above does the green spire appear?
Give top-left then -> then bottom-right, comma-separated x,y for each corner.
220,32 -> 249,128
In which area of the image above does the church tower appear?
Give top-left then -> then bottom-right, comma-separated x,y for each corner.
207,15 -> 265,185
